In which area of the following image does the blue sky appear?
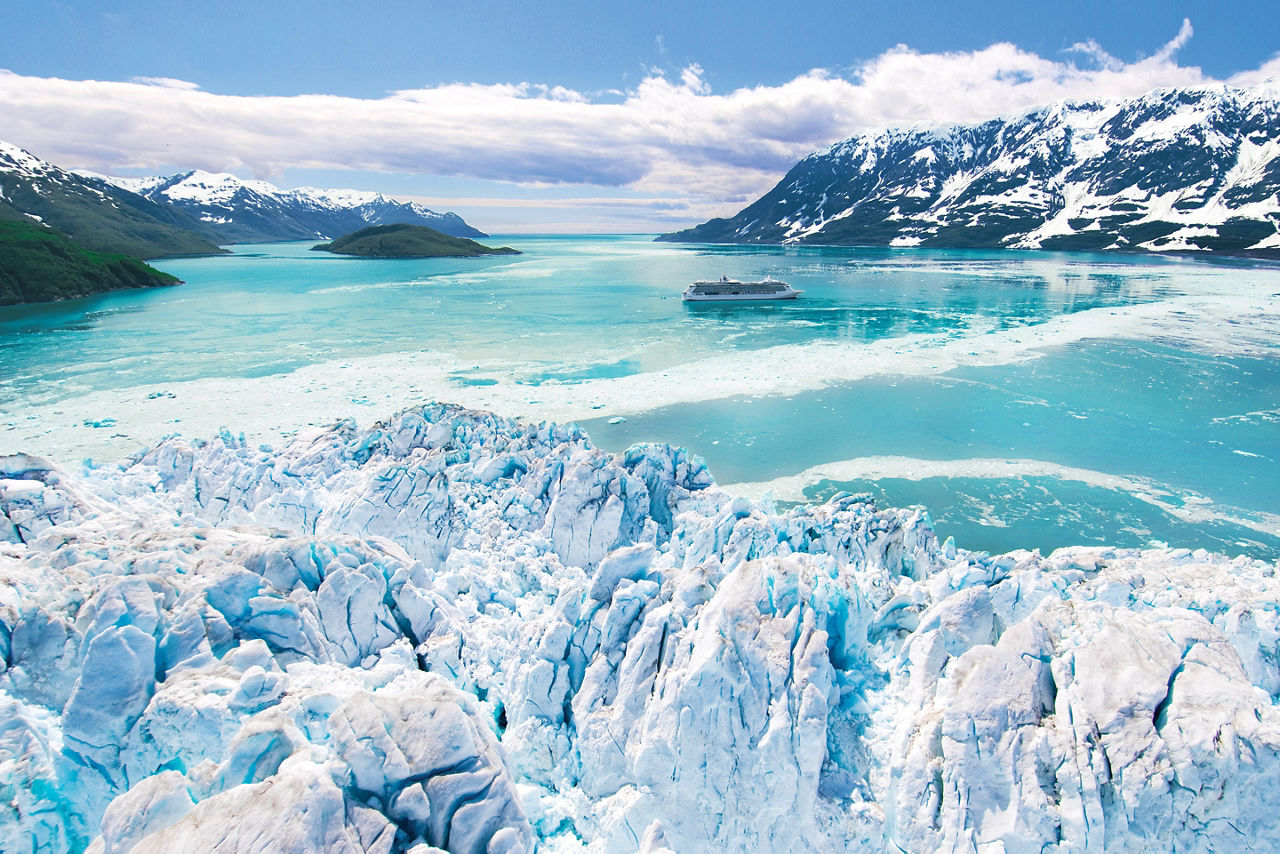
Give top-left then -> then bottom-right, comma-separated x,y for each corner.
2,1 -> 1278,232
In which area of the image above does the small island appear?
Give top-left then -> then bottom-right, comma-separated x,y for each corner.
0,219 -> 181,305
311,223 -> 520,258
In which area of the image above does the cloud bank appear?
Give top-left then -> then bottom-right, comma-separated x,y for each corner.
0,20 -> 1274,218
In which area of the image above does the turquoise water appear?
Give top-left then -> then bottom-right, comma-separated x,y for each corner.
581,341 -> 1280,558
0,238 -> 1183,407
2,236 -> 1278,560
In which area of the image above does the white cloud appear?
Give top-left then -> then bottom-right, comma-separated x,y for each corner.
130,76 -> 202,90
1064,40 -> 1124,72
1153,19 -> 1194,63
1229,53 -> 1280,87
0,20 -> 1267,228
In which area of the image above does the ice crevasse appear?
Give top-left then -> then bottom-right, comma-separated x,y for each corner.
1,403 -> 1279,852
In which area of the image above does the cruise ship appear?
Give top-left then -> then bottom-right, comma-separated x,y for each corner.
681,275 -> 803,302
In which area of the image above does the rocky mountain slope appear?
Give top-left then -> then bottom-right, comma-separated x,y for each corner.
100,170 -> 486,242
0,142 -> 224,259
661,84 -> 1280,255
3,404 -> 1279,851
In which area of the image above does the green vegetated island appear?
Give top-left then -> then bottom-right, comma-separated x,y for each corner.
0,220 -> 181,306
311,224 -> 520,258
0,141 -> 508,305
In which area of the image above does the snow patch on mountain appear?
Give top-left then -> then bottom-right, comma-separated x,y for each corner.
90,170 -> 487,242
2,404 -> 1279,851
0,140 -> 57,180
147,171 -> 282,205
662,84 -> 1280,255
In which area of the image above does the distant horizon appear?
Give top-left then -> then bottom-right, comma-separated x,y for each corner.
2,1 -> 1277,231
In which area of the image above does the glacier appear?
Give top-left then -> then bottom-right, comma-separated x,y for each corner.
2,403 -> 1279,852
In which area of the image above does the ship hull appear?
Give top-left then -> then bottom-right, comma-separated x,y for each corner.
681,291 -> 802,302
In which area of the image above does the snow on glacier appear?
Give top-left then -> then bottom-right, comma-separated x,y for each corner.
2,403 -> 1280,852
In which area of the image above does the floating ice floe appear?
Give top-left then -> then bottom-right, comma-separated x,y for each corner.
2,404 -> 1279,852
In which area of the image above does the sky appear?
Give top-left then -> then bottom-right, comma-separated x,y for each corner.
1,0 -> 1278,233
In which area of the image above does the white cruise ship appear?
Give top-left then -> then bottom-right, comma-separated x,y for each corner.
681,275 -> 803,302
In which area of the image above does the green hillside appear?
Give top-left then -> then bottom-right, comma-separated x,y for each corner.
0,219 -> 182,305
311,223 -> 519,257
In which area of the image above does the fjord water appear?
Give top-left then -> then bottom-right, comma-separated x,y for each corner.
2,236 -> 1277,560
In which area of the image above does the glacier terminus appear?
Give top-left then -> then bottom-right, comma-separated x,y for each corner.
3,404 -> 1279,852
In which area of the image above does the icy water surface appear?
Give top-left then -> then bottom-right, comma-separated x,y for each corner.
2,236 -> 1278,559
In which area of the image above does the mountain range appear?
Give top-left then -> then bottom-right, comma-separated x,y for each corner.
660,84 -> 1280,256
0,141 -> 224,259
0,141 -> 486,257
0,141 -> 489,303
93,170 -> 486,242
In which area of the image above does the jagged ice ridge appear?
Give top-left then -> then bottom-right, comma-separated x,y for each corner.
2,404 -> 1279,851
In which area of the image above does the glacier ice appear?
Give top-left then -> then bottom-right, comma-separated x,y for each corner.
2,403 -> 1279,851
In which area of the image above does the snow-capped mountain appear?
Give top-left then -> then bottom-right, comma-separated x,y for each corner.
0,141 -> 223,258
661,84 -> 1280,255
96,170 -> 486,242
5,404 -> 1280,851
